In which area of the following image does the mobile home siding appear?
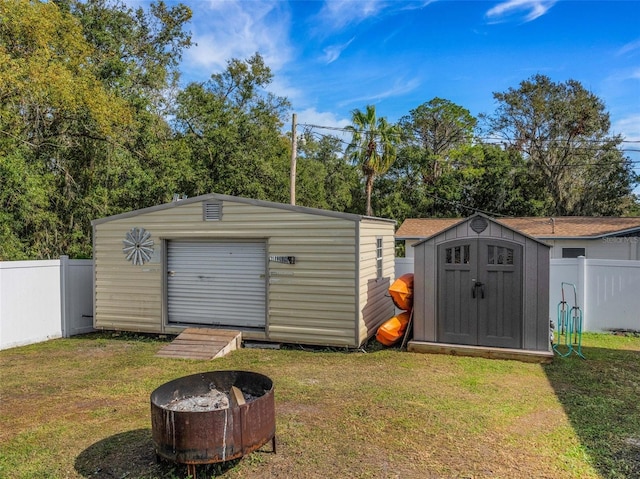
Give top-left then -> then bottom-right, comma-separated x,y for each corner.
93,196 -> 395,347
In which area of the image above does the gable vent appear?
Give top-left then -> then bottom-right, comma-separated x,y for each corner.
203,201 -> 223,221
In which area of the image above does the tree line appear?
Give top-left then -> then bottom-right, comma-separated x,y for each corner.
1,0 -> 638,260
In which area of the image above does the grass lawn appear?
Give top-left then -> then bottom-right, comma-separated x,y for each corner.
1,332 -> 639,479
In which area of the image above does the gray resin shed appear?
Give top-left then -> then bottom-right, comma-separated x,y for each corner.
92,194 -> 396,348
408,214 -> 552,360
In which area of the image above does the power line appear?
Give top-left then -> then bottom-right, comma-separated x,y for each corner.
299,125 -> 640,167
300,123 -> 351,133
300,122 -> 640,145
421,191 -> 511,218
297,123 -> 640,217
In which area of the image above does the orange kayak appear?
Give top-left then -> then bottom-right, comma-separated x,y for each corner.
376,311 -> 411,346
389,273 -> 414,311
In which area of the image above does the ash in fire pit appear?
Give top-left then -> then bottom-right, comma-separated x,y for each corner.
163,385 -> 261,412
164,388 -> 229,412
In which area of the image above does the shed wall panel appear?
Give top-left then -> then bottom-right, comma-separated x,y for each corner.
523,238 -> 539,350
535,242 -> 551,350
413,245 -> 426,341
356,221 -> 396,345
413,240 -> 437,342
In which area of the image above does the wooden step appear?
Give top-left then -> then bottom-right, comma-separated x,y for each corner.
156,328 -> 242,360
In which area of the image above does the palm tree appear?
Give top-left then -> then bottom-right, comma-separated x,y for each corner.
345,105 -> 400,216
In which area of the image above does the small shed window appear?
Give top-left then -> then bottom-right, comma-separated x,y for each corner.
488,245 -> 514,265
376,238 -> 383,278
203,201 -> 223,221
446,245 -> 470,264
562,247 -> 585,258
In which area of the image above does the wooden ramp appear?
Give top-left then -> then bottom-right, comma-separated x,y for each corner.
156,328 -> 242,360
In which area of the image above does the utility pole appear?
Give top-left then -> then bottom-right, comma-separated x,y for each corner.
290,113 -> 297,205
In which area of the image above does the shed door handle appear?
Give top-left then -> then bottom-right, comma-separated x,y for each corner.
472,281 -> 484,299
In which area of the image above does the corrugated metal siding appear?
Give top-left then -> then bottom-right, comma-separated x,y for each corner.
267,234 -> 358,347
357,221 -> 396,345
94,227 -> 163,332
93,200 -> 365,346
167,241 -> 266,328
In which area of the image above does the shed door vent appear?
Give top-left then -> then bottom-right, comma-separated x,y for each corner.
204,201 -> 222,221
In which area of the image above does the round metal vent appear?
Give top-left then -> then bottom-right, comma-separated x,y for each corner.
470,216 -> 488,234
123,227 -> 154,265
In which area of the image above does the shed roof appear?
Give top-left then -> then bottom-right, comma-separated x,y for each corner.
92,193 -> 396,226
397,216 -> 640,240
411,213 -> 550,248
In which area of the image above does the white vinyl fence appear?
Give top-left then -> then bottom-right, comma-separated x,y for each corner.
0,257 -> 93,350
549,257 -> 640,332
395,258 -> 413,278
396,256 -> 640,333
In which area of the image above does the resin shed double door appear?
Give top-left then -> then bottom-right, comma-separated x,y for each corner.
438,237 -> 522,348
412,214 -> 551,353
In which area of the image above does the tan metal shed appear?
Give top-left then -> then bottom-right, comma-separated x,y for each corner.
91,194 -> 396,348
409,214 -> 552,360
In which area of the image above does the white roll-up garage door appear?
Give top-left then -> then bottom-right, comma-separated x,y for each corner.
167,240 -> 266,328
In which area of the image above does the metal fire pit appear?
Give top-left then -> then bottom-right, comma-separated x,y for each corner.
150,370 -> 275,477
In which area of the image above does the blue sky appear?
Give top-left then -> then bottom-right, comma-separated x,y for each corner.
140,0 -> 640,184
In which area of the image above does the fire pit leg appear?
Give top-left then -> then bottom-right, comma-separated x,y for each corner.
272,436 -> 277,454
187,464 -> 197,479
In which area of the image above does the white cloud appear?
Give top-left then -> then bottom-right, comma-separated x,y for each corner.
485,0 -> 556,23
268,76 -> 305,105
613,115 -> 640,143
322,38 -> 355,64
297,107 -> 351,129
315,0 -> 386,31
617,39 -> 640,57
295,108 -> 352,144
314,0 -> 433,33
338,77 -> 421,107
181,0 -> 292,83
